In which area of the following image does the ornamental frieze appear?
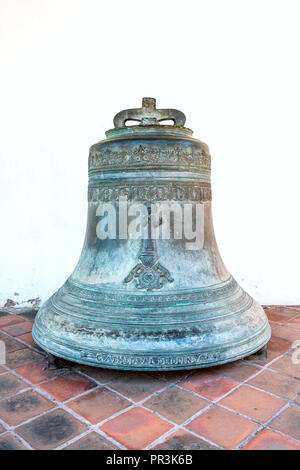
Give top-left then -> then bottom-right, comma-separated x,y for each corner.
62,277 -> 238,305
89,144 -> 211,170
88,182 -> 212,202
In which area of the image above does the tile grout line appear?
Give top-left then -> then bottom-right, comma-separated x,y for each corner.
3,346 -> 299,449
234,425 -> 265,450
49,373 -> 220,450
216,401 -> 287,429
144,424 -> 182,450
7,378 -> 129,450
0,386 -> 33,403
0,326 -> 43,355
171,347 -> 300,447
55,426 -> 127,450
98,380 -> 224,449
1,311 -> 299,450
234,386 -> 300,447
3,355 -> 299,450
0,416 -> 10,432
242,382 -> 299,403
235,402 -> 293,450
144,421 -> 225,451
10,430 -> 34,450
175,344 -> 299,408
178,425 -> 226,450
54,429 -> 96,450
145,410 -> 224,450
57,375 -> 198,450
263,424 -> 300,443
2,366 -> 182,450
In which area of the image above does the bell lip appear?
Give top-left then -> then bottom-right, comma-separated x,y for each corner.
32,322 -> 271,372
32,305 -> 271,371
105,124 -> 193,139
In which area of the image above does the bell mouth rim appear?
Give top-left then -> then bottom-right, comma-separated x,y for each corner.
105,124 -> 193,139
32,320 -> 271,371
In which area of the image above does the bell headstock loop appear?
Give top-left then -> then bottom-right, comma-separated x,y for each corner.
113,97 -> 186,128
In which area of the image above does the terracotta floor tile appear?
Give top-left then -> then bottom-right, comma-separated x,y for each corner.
0,315 -> 24,328
101,407 -> 172,449
180,371 -> 238,400
281,307 -> 300,315
108,372 -> 165,401
74,365 -> 123,384
17,332 -> 36,347
0,432 -> 27,450
18,309 -> 38,321
285,323 -> 300,334
0,390 -> 54,425
148,370 -> 194,383
267,335 -> 293,355
219,385 -> 286,423
0,372 -> 28,399
287,317 -> 300,327
67,387 -> 131,424
266,312 -> 292,325
153,429 -> 218,450
5,349 -> 46,370
268,318 -> 281,334
0,332 -> 26,353
187,405 -> 259,449
144,386 -> 209,424
265,306 -> 300,317
64,432 -> 119,450
17,408 -> 87,450
242,429 -> 300,450
248,369 -> 300,400
212,360 -> 261,382
15,363 -> 57,384
285,322 -> 300,331
2,321 -> 33,337
0,304 -> 297,452
39,373 -> 97,401
269,405 -> 300,440
249,336 -> 292,365
272,325 -> 300,342
269,354 -> 300,379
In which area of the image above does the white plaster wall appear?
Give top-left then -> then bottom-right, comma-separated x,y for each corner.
1,0 -> 300,306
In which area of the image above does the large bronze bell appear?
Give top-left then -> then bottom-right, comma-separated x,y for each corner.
33,98 -> 271,370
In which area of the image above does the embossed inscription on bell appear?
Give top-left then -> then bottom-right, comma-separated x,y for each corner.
33,98 -> 271,370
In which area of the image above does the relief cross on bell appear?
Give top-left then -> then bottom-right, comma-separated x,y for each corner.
124,205 -> 174,291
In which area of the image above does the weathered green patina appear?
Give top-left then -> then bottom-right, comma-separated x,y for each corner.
32,98 -> 270,370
